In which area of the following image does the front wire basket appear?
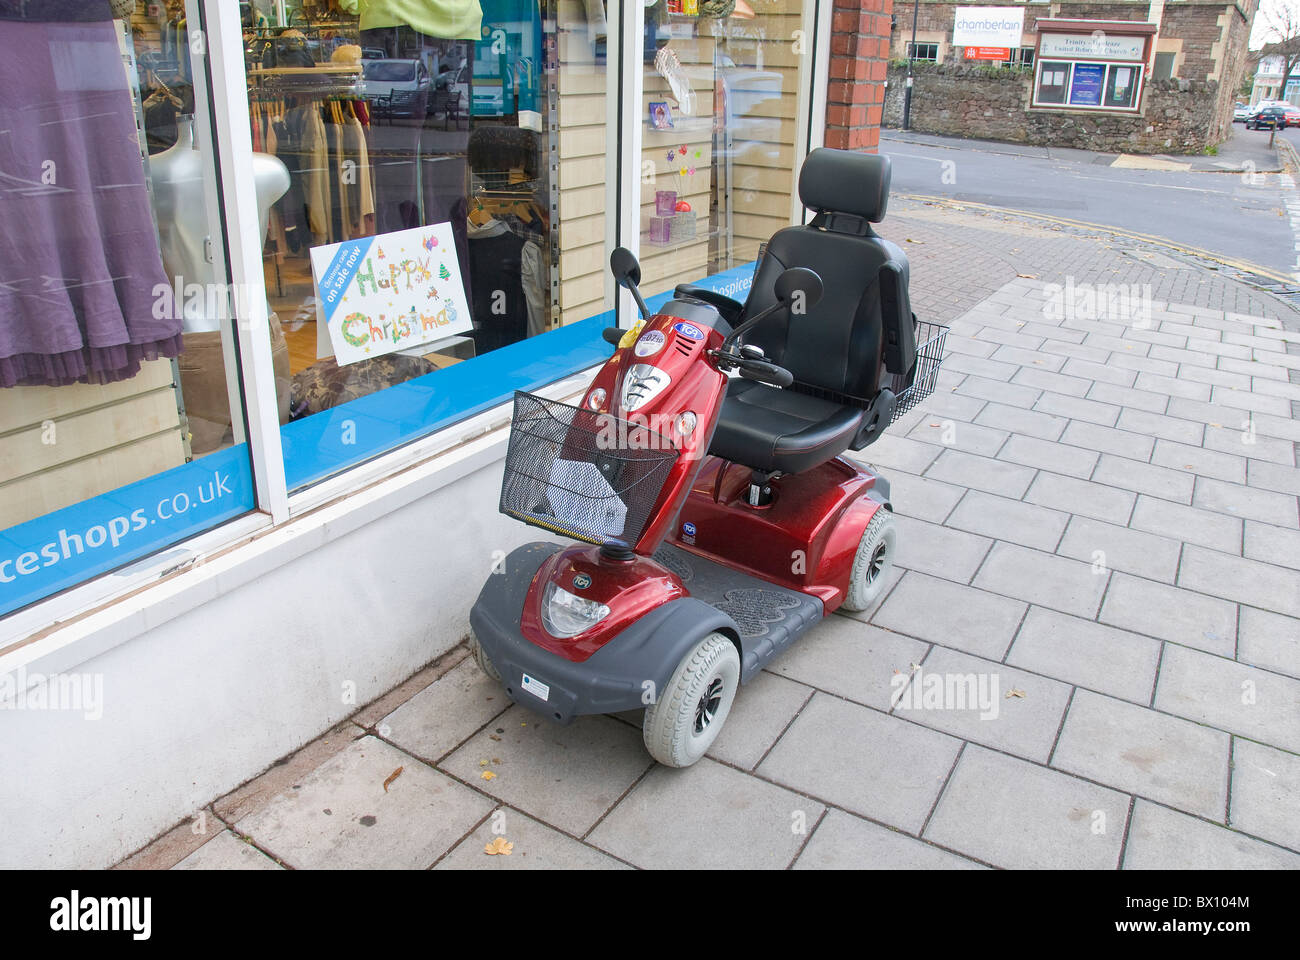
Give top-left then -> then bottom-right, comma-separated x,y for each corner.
499,392 -> 681,548
887,320 -> 949,423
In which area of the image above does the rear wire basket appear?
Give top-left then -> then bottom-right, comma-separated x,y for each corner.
499,392 -> 681,549
887,320 -> 949,423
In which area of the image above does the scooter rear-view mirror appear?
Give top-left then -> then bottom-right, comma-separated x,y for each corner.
774,266 -> 824,312
610,246 -> 650,319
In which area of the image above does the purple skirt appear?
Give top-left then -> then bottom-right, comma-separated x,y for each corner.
0,18 -> 180,388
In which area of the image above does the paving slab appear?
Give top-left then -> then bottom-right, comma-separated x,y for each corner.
172,830 -> 283,870
435,807 -> 628,870
1150,438 -> 1247,484
1008,607 -> 1161,704
1056,515 -> 1181,584
998,434 -> 1099,479
954,375 -> 1042,409
1228,739 -> 1300,853
891,513 -> 994,583
972,401 -> 1068,441
1092,454 -> 1195,504
1025,471 -> 1135,525
1052,689 -> 1230,820
1088,381 -> 1170,415
872,570 -> 1026,660
1127,496 -> 1242,553
706,670 -> 812,770
1059,420 -> 1155,461
924,745 -> 1129,870
1193,477 -> 1300,528
233,736 -> 494,870
441,707 -> 651,836
1122,800 -> 1300,869
1237,606 -> 1300,679
766,615 -> 925,712
944,488 -> 1069,552
894,646 -> 1071,762
758,693 -> 960,834
1179,544 -> 1300,619
1099,572 -> 1237,657
973,542 -> 1108,618
1115,407 -> 1203,445
1242,520 -> 1300,571
1154,645 -> 1300,755
380,658 -> 507,763
793,809 -> 984,870
908,419 -> 1010,458
886,470 -> 966,524
587,758 -> 824,870
924,448 -> 1037,499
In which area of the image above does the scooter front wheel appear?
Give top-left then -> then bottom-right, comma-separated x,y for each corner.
468,630 -> 501,682
643,633 -> 740,768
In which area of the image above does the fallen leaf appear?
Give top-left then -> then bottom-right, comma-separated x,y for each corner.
489,734 -> 502,741
492,758 -> 502,764
382,767 -> 403,793
905,238 -> 924,244
481,770 -> 497,781
484,836 -> 514,856
480,759 -> 489,766
1017,273 -> 1037,279
1006,688 -> 1026,699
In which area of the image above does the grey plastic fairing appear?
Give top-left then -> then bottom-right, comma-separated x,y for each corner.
657,297 -> 733,337
469,542 -> 744,724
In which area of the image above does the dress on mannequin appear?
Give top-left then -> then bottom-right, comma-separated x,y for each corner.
151,117 -> 291,332
0,14 -> 176,388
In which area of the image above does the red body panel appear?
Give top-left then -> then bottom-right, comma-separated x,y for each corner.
518,306 -> 886,663
578,312 -> 728,556
672,457 -> 885,609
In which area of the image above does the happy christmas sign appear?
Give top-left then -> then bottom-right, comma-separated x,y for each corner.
310,222 -> 472,365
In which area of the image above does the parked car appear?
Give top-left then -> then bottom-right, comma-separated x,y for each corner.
361,58 -> 430,120
1233,102 -> 1252,121
1246,105 -> 1290,130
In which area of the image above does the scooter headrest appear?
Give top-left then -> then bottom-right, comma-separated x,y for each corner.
798,147 -> 891,224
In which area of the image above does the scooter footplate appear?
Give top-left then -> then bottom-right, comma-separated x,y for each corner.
653,543 -> 823,680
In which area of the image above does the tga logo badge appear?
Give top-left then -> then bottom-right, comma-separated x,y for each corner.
50,891 -> 151,940
572,573 -> 592,590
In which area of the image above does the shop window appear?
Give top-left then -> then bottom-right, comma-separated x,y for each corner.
906,42 -> 939,63
238,0 -> 616,491
1035,60 -> 1070,105
640,0 -> 813,310
0,2 -> 256,618
1104,63 -> 1140,109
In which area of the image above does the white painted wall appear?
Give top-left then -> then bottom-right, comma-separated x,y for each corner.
0,448 -> 545,869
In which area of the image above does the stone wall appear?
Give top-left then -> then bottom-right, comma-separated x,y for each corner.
883,61 -> 1222,154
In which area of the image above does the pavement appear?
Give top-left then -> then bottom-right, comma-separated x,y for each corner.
116,198 -> 1300,871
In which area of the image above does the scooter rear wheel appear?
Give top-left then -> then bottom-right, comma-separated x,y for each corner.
468,630 -> 501,682
841,508 -> 898,612
643,632 -> 740,768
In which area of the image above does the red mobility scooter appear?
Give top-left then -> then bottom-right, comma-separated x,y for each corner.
469,148 -> 946,767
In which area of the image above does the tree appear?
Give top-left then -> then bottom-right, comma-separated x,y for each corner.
1258,0 -> 1300,102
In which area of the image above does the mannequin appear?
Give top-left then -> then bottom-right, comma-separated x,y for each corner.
151,117 -> 290,332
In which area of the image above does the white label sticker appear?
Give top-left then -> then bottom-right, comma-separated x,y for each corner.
521,673 -> 550,702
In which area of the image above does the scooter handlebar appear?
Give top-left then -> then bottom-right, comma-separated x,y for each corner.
736,357 -> 794,388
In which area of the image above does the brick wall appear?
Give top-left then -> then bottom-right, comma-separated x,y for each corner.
825,0 -> 894,152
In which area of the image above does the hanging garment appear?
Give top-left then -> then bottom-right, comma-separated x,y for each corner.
336,0 -> 482,40
0,18 -> 178,388
342,106 -> 375,238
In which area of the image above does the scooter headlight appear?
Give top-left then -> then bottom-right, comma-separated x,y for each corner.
541,581 -> 611,638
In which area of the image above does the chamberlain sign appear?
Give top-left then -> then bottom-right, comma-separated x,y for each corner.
952,7 -> 1025,49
